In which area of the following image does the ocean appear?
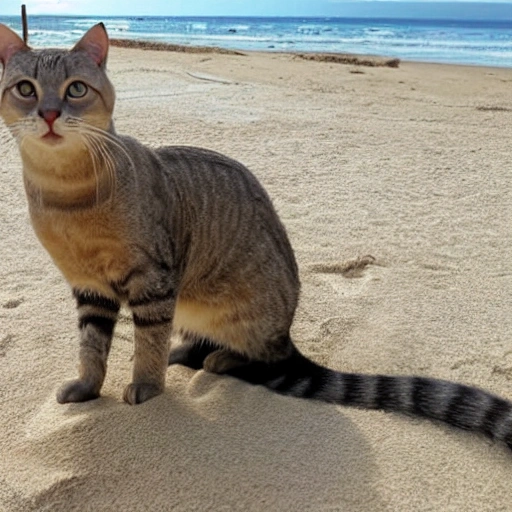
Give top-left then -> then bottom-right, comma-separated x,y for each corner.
0,15 -> 511,68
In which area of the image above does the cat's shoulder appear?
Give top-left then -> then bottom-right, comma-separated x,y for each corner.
116,136 -> 241,168
155,145 -> 242,167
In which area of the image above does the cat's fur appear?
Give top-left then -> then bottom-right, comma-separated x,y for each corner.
1,23 -> 511,451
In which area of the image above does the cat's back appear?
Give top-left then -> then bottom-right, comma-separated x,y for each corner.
117,139 -> 274,213
145,143 -> 299,289
148,143 -> 287,241
154,145 -> 271,204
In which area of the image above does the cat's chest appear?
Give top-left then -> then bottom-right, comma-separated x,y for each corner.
31,209 -> 134,295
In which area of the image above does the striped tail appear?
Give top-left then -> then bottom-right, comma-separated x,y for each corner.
225,350 -> 512,451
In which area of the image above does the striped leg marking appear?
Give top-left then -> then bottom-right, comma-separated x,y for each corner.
56,290 -> 120,404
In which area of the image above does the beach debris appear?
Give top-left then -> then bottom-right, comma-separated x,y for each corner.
476,105 -> 512,112
21,4 -> 28,43
185,71 -> 234,85
309,255 -> 377,278
110,38 -> 246,56
296,53 -> 400,68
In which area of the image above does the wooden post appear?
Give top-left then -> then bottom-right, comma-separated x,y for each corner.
21,4 -> 28,44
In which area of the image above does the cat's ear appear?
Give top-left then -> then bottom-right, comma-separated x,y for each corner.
72,23 -> 109,68
0,24 -> 29,68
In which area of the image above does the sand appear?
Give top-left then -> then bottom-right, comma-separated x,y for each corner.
1,45 -> 511,511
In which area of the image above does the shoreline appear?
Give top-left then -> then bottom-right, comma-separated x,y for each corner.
109,37 -> 512,70
4,13 -> 510,69
110,38 -> 402,68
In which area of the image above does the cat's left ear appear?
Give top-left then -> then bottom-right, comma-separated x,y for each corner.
0,24 -> 30,68
72,23 -> 109,68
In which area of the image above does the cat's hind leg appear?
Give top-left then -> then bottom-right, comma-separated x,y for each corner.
170,324 -> 296,377
202,349 -> 250,374
168,333 -> 223,370
168,332 -> 269,375
202,333 -> 295,375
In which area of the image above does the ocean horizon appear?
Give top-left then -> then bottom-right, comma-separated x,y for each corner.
0,14 -> 511,68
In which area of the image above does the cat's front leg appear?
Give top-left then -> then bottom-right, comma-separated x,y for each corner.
123,293 -> 175,405
57,289 -> 120,403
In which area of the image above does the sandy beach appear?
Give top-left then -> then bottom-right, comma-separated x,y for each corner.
1,45 -> 512,511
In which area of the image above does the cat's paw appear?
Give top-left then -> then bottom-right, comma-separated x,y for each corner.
56,379 -> 100,404
123,382 -> 163,405
203,350 -> 248,374
168,342 -> 217,369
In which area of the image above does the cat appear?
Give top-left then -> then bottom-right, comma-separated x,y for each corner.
1,22 -> 511,451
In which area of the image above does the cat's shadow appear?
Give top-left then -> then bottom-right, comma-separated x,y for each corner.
24,368 -> 387,511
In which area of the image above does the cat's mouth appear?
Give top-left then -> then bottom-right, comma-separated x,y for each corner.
42,130 -> 63,144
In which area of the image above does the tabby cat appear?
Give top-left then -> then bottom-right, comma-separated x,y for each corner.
1,23 -> 511,451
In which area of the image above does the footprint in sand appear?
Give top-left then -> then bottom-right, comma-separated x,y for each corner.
309,255 -> 379,298
2,298 -> 23,309
1,299 -> 23,357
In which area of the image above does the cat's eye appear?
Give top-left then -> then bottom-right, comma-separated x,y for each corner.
16,81 -> 36,98
66,81 -> 88,99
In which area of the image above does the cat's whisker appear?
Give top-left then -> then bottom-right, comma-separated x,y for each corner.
18,135 -> 29,154
103,143 -> 118,202
81,131 -> 117,202
80,134 -> 101,205
7,119 -> 39,148
86,133 -> 117,204
66,119 -> 118,203
68,117 -> 134,171
88,144 -> 122,200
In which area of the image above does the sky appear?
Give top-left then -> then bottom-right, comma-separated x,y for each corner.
0,0 -> 511,18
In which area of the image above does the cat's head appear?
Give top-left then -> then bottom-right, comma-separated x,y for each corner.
0,23 -> 115,153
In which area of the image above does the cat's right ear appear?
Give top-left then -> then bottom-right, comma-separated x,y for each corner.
72,23 -> 109,68
0,24 -> 29,68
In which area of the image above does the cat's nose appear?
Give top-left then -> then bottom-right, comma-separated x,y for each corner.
39,109 -> 61,129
